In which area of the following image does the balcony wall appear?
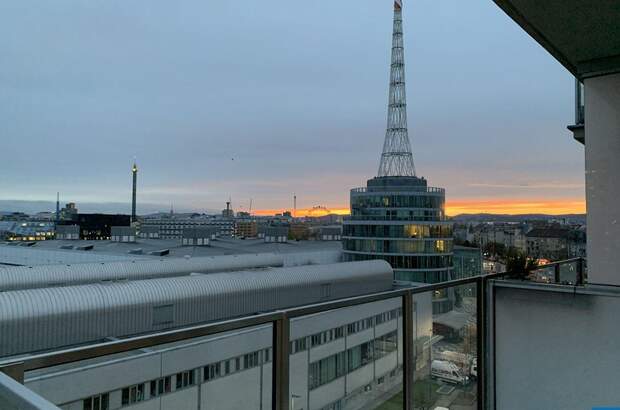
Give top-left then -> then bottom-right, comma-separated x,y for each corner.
492,281 -> 620,410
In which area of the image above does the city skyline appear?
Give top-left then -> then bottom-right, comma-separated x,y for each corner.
0,0 -> 583,215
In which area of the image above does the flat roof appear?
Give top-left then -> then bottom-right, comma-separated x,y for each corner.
1,238 -> 342,266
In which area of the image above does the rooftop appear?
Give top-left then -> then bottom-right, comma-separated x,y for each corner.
0,238 -> 342,267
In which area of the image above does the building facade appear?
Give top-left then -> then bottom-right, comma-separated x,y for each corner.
141,217 -> 234,239
343,176 -> 453,284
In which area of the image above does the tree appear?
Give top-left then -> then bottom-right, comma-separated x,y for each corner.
505,248 -> 538,279
483,241 -> 506,258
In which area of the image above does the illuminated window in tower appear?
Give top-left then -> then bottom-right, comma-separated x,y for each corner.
435,240 -> 445,252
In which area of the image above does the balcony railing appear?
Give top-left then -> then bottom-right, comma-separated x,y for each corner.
0,258 -> 587,410
575,78 -> 585,126
568,78 -> 585,144
527,257 -> 586,285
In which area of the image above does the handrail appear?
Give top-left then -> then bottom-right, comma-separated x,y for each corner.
0,274 -> 498,373
0,257 -> 586,410
0,272 -> 501,410
0,371 -> 59,410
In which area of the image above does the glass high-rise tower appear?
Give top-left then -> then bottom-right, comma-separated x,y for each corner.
342,0 -> 454,310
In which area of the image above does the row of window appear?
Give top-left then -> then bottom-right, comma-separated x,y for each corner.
350,209 -> 444,222
345,253 -> 453,271
204,348 -> 271,383
308,330 -> 398,390
290,308 -> 401,354
351,194 -> 444,209
342,238 -> 453,254
394,270 -> 453,284
343,224 -> 452,239
120,369 -> 195,407
83,370 -> 197,410
83,393 -> 108,410
311,327 -> 344,347
375,309 -> 399,326
82,309 -> 400,409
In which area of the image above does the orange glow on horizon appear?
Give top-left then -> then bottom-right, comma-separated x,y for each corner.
445,199 -> 585,216
251,199 -> 585,217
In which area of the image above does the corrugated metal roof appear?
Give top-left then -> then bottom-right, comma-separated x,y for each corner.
0,253 -> 284,291
0,260 -> 393,356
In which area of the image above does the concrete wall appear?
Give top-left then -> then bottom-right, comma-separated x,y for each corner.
493,283 -> 620,409
585,73 -> 620,285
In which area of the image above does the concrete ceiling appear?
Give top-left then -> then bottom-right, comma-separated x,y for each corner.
493,0 -> 620,79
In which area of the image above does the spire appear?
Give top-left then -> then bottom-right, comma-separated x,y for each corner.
55,192 -> 60,225
131,160 -> 138,224
377,0 -> 416,178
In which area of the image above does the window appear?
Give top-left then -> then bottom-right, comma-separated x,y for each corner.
309,352 -> 346,390
292,337 -> 307,353
121,384 -> 144,406
347,341 -> 374,372
176,370 -> 195,389
150,376 -> 171,398
83,393 -> 109,410
264,348 -> 271,363
320,283 -> 331,299
204,363 -> 221,381
243,351 -> 259,368
374,331 -> 398,359
152,304 -> 174,326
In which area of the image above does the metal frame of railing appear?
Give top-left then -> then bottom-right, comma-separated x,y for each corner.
575,78 -> 585,125
0,257 -> 586,410
525,257 -> 586,285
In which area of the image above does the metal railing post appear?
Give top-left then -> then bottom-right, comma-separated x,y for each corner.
577,257 -> 585,284
272,314 -> 290,410
402,290 -> 413,410
554,263 -> 561,283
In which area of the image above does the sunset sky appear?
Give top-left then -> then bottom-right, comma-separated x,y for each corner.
0,1 -> 585,216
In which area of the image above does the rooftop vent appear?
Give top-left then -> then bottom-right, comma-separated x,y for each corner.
149,249 -> 170,256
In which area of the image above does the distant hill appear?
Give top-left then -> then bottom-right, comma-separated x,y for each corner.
450,213 -> 586,224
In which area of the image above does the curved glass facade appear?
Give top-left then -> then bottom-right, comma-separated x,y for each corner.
343,176 -> 454,287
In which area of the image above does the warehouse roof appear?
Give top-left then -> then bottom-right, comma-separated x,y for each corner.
0,253 -> 284,291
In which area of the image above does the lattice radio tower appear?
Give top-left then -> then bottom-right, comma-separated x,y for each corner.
377,0 -> 417,177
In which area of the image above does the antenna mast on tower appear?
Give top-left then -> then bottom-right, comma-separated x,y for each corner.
377,0 -> 417,178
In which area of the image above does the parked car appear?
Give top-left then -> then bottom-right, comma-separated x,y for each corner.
431,360 -> 469,385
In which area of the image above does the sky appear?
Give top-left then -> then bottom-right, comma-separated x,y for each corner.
0,0 -> 585,216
